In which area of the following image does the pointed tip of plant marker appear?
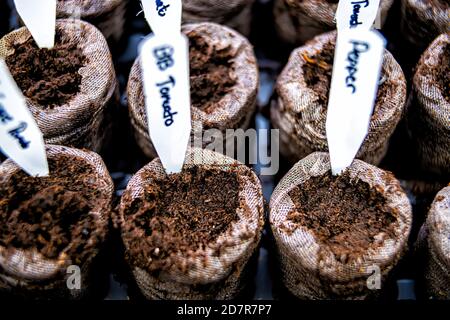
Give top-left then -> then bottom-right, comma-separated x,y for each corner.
331,166 -> 344,176
326,29 -> 385,176
140,32 -> 191,176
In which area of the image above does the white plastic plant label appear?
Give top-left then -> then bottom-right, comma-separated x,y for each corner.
140,0 -> 190,174
326,29 -> 385,175
140,34 -> 191,174
336,0 -> 381,31
0,60 -> 49,176
141,0 -> 182,36
14,0 -> 57,49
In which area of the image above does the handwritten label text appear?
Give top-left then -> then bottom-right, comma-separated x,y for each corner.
156,0 -> 170,17
349,0 -> 370,28
345,40 -> 370,94
0,96 -> 30,149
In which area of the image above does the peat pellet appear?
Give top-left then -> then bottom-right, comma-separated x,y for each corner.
13,1 -> 127,44
422,186 -> 450,299
273,0 -> 394,46
56,0 -> 126,44
127,22 -> 258,159
0,19 -> 118,152
400,0 -> 449,52
271,31 -> 407,165
119,148 -> 265,300
0,145 -> 114,299
269,152 -> 412,300
182,0 -> 255,37
406,33 -> 450,176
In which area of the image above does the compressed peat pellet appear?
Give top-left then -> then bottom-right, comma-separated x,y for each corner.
56,0 -> 126,43
0,19 -> 118,152
119,148 -> 265,300
0,145 -> 114,299
127,22 -> 258,159
400,0 -> 450,52
422,186 -> 450,299
269,152 -> 412,299
406,33 -> 450,176
271,31 -> 407,165
182,0 -> 255,37
273,0 -> 394,46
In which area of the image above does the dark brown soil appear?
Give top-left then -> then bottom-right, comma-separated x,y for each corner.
0,155 -> 105,263
287,172 -> 398,263
5,31 -> 86,108
437,43 -> 449,103
189,33 -> 236,114
123,166 -> 241,273
302,42 -> 334,106
302,41 -> 387,110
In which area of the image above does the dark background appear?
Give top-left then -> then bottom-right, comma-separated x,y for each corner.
1,0 -> 448,301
